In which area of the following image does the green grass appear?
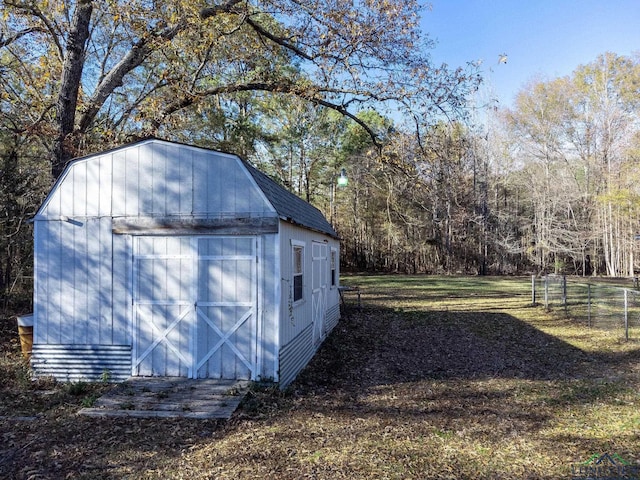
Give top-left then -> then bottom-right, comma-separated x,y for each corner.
1,275 -> 639,479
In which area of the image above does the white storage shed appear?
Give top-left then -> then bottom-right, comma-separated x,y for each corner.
31,138 -> 342,387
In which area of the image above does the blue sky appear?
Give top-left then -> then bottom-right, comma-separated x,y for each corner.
422,0 -> 640,108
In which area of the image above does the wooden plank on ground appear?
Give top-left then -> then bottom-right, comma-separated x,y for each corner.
78,378 -> 249,419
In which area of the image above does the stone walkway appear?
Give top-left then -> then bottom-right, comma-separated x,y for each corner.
79,377 -> 249,419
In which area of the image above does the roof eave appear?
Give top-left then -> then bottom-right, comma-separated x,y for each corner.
278,216 -> 340,240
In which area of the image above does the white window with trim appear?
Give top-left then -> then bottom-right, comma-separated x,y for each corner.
292,240 -> 305,302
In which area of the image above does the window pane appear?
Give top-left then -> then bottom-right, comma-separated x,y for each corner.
293,274 -> 303,301
294,246 -> 303,274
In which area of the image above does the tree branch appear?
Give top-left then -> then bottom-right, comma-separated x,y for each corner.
243,16 -> 313,61
200,1 -> 313,61
148,80 -> 382,150
77,39 -> 152,133
5,0 -> 64,58
199,0 -> 244,19
0,27 -> 42,48
77,20 -> 186,134
299,95 -> 383,150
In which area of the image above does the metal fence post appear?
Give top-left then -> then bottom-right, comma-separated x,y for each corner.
544,275 -> 549,311
532,275 -> 536,306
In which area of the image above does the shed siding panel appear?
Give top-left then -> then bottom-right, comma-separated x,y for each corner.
33,223 -> 42,343
38,220 -> 74,344
178,146 -> 193,215
220,163 -> 240,213
259,234 -> 279,381
96,216 -> 114,344
32,345 -> 131,382
64,166 -> 81,216
98,155 -> 112,216
43,186 -> 61,218
136,144 -> 152,215
72,218 -> 90,344
235,168 -> 251,212
326,304 -> 340,332
59,221 -> 76,344
34,222 -> 49,344
204,149 -> 223,215
112,234 -> 131,345
35,217 -> 125,347
278,223 -> 340,346
72,161 -> 88,217
151,142 -> 167,215
191,150 -> 207,214
278,222 -> 302,346
111,150 -> 126,216
47,221 -> 64,344
85,159 -> 100,216
239,162 -> 270,214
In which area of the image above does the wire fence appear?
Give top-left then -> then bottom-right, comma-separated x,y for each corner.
531,274 -> 640,340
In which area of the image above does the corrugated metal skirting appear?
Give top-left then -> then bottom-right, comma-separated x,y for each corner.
325,304 -> 340,332
31,345 -> 132,382
278,325 -> 315,388
278,304 -> 340,389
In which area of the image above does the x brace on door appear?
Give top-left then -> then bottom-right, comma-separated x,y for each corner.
195,305 -> 255,375
133,305 -> 193,376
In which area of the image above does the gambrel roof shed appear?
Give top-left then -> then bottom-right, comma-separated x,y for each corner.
31,139 -> 342,387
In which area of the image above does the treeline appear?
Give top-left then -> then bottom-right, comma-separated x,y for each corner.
334,53 -> 640,276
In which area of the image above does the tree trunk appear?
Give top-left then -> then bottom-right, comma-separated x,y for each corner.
52,0 -> 94,179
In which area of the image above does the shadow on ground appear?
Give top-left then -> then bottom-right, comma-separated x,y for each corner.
294,303 -> 638,395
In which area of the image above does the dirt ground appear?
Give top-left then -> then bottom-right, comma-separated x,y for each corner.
1,276 -> 639,479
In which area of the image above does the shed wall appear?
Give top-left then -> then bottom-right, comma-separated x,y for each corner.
277,222 -> 340,387
33,140 -> 283,381
34,216 -> 130,346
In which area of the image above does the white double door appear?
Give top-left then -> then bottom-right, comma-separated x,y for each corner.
312,241 -> 329,346
132,236 -> 258,379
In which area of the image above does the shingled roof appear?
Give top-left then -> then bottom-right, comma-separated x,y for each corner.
243,160 -> 338,238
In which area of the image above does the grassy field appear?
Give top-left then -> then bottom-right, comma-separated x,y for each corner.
1,275 -> 639,479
